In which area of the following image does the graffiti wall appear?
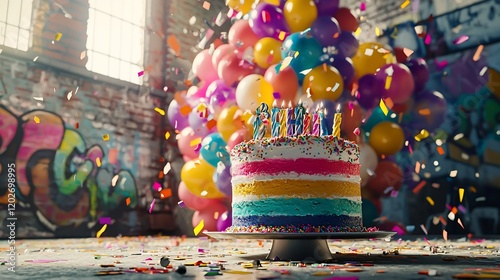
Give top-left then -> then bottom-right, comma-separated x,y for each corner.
0,56 -> 164,238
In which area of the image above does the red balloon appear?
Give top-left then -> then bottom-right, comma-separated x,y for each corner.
333,7 -> 359,32
228,20 -> 260,52
393,47 -> 409,63
340,101 -> 363,138
217,53 -> 255,86
365,160 -> 404,197
192,202 -> 229,233
264,64 -> 299,104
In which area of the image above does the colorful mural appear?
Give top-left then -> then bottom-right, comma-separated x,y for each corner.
0,105 -> 138,234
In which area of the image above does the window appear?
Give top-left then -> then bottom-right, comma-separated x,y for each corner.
0,0 -> 33,51
86,0 -> 147,85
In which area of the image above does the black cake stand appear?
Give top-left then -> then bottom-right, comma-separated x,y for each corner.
205,231 -> 395,262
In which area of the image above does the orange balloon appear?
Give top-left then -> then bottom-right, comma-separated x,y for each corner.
365,160 -> 404,197
264,64 -> 299,104
341,101 -> 364,138
368,121 -> 405,156
333,7 -> 359,32
302,64 -> 344,102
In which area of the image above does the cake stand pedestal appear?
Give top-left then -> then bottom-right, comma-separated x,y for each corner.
205,231 -> 395,262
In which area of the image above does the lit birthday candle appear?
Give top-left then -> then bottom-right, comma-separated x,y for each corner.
312,105 -> 320,136
271,100 -> 280,137
279,100 -> 287,137
332,104 -> 342,138
294,100 -> 306,135
319,104 -> 329,136
303,108 -> 311,134
287,101 -> 294,137
252,105 -> 262,140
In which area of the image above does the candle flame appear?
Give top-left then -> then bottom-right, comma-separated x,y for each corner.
272,99 -> 277,107
320,101 -> 324,108
336,104 -> 341,112
281,100 -> 285,108
298,98 -> 303,105
288,100 -> 292,108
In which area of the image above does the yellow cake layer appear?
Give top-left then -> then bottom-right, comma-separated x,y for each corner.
233,179 -> 361,197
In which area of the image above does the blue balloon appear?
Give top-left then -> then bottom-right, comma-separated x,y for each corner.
200,133 -> 229,167
281,31 -> 323,77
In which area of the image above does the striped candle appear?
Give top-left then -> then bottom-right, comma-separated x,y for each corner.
252,107 -> 262,140
294,102 -> 305,135
279,101 -> 287,137
319,108 -> 329,136
271,102 -> 280,137
286,101 -> 294,137
303,110 -> 311,134
312,107 -> 320,136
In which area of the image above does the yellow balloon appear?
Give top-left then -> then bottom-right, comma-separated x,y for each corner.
352,42 -> 395,78
217,105 -> 244,142
302,64 -> 344,102
226,0 -> 253,14
368,121 -> 405,156
284,0 -> 318,33
235,74 -> 275,112
181,159 -> 225,198
254,37 -> 282,69
241,110 -> 254,139
259,0 -> 280,5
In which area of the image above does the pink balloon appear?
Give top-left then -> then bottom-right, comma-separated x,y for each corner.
192,50 -> 219,82
217,52 -> 255,86
227,128 -> 247,151
376,63 -> 415,104
177,127 -> 202,159
187,82 -> 210,100
178,181 -> 222,211
183,155 -> 195,162
192,202 -> 228,233
228,20 -> 260,52
212,44 -> 237,70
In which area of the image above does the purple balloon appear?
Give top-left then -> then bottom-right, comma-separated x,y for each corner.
410,90 -> 447,132
356,74 -> 384,110
216,211 -> 232,231
405,58 -> 430,92
314,0 -> 340,16
249,3 -> 289,39
311,16 -> 340,47
215,163 -> 232,197
331,56 -> 354,84
206,80 -> 236,110
336,32 -> 359,58
376,63 -> 415,104
167,100 -> 189,130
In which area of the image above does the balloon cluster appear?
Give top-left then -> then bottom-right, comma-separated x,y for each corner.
168,0 -> 448,232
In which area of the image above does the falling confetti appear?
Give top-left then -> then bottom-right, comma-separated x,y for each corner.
353,127 -> 360,136
193,219 -> 205,236
99,217 -> 111,225
206,119 -> 217,130
180,105 -> 192,116
163,162 -> 171,174
473,45 -> 484,61
165,131 -> 171,140
414,129 -> 430,141
111,175 -> 119,187
155,107 -> 165,115
436,146 -> 445,155
379,99 -> 389,116
55,32 -> 63,41
137,70 -> 144,77
202,1 -> 210,10
96,157 -> 102,167
152,182 -> 162,191
459,188 -> 465,202
80,51 -> 86,60
126,197 -> 131,206
160,188 -> 172,199
67,91 -> 73,100
424,34 -> 431,45
33,56 -> 39,62
450,170 -> 458,177
443,229 -> 448,241
190,137 -> 202,147
420,224 -> 428,235
400,0 -> 410,9
457,218 -> 464,229
453,35 -> 469,45
167,35 -> 181,56
384,76 -> 392,90
177,200 -> 186,208
102,134 -> 110,141
33,116 -> 40,124
278,31 -> 287,41
426,196 -> 435,206
149,199 -> 156,213
403,47 -> 414,57
75,122 -> 79,129
360,2 -> 366,11
96,224 -> 107,238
